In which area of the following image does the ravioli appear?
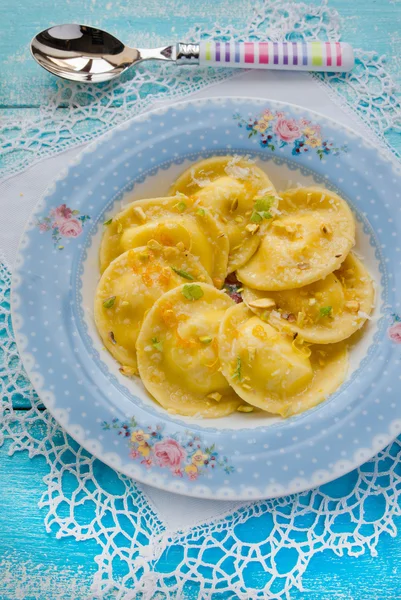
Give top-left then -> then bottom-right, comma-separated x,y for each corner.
218,303 -> 348,417
136,283 -> 244,417
242,253 -> 375,344
169,156 -> 279,272
100,196 -> 229,287
237,187 -> 355,290
94,246 -> 212,371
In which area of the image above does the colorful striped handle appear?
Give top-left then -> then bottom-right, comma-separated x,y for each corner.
199,41 -> 354,72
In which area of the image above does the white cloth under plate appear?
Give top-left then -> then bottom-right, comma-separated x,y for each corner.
0,69 -> 384,533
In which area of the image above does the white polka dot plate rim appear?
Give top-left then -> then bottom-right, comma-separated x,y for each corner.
11,97 -> 401,501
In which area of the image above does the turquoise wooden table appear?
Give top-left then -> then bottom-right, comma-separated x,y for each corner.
1,0 -> 401,598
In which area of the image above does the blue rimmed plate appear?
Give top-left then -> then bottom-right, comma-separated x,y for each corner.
11,98 -> 401,500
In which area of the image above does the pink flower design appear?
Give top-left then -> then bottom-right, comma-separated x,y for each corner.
38,222 -> 50,232
50,204 -> 73,226
173,468 -> 184,478
187,470 -> 198,481
58,218 -> 83,238
130,448 -> 140,459
388,322 -> 401,343
274,118 -> 302,143
141,458 -> 153,468
153,439 -> 187,469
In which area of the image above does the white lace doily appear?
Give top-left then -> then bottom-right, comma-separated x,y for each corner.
1,0 -> 401,598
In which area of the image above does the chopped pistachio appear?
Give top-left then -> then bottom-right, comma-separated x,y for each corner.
320,223 -> 332,235
171,266 -> 194,281
103,296 -> 116,309
207,392 -> 222,402
199,336 -> 213,344
163,246 -> 180,258
248,297 -> 276,309
232,357 -> 242,382
250,211 -> 263,224
235,216 -> 244,224
119,365 -> 138,377
345,300 -> 360,313
254,195 -> 276,212
103,218 -> 113,226
147,239 -> 163,251
281,312 -> 296,323
151,337 -> 163,352
245,223 -> 260,235
297,262 -> 310,270
230,198 -> 239,212
132,206 -> 147,221
196,207 -> 206,217
182,284 -> 204,301
174,201 -> 187,212
237,405 -> 254,413
319,306 -> 333,318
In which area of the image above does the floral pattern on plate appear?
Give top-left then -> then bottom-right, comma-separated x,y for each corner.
36,204 -> 90,249
388,314 -> 401,343
234,109 -> 347,159
102,417 -> 235,480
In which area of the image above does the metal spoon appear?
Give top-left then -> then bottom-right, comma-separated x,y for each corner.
31,24 -> 355,83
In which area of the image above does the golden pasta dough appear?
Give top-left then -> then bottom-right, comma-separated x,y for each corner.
94,246 -> 212,371
169,156 -> 279,272
100,196 -> 229,287
237,186 -> 355,290
242,253 -> 374,344
136,283 -> 244,417
218,303 -> 348,417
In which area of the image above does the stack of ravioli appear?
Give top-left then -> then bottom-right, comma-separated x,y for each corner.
95,156 -> 375,419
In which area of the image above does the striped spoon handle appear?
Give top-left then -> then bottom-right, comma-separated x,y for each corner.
198,41 -> 354,73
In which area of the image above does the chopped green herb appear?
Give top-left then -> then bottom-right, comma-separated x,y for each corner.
196,207 -> 206,217
103,296 -> 116,309
232,357 -> 242,382
151,337 -> 163,352
171,266 -> 194,281
103,218 -> 113,226
199,336 -> 213,344
319,306 -> 333,318
182,284 -> 204,301
174,201 -> 187,212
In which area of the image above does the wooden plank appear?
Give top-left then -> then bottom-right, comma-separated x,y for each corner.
0,449 -> 98,599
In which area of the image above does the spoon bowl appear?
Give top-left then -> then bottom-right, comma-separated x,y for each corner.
31,25 -> 140,82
